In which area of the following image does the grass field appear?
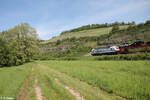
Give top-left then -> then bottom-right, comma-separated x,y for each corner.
0,60 -> 149,100
0,63 -> 32,99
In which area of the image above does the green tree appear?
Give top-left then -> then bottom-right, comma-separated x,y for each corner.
0,23 -> 38,66
112,25 -> 119,32
145,20 -> 150,25
109,25 -> 120,36
56,40 -> 61,45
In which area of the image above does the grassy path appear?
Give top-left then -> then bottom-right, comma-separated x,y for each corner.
55,78 -> 85,100
17,62 -> 122,100
17,66 -> 37,100
34,79 -> 43,100
36,63 -> 123,100
1,61 -> 149,100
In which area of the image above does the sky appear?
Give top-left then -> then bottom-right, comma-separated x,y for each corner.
0,0 -> 150,40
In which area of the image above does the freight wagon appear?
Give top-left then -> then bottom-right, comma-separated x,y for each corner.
119,41 -> 150,54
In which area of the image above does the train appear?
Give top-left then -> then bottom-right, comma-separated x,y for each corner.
91,41 -> 150,56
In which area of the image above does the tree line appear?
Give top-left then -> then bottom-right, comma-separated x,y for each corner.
0,23 -> 38,67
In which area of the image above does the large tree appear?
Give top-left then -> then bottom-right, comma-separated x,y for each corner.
0,23 -> 39,66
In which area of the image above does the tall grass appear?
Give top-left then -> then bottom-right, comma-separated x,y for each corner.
42,60 -> 150,100
0,63 -> 32,98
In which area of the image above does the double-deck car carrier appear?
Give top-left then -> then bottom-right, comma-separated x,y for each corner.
119,41 -> 150,54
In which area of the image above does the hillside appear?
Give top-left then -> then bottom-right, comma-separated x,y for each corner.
38,20 -> 150,59
47,25 -> 129,42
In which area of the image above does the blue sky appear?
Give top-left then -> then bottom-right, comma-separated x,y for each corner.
0,0 -> 150,40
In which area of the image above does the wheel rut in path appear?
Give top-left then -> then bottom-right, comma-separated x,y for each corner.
17,67 -> 34,100
52,68 -> 126,100
17,67 -> 43,100
35,78 -> 43,100
55,78 -> 85,100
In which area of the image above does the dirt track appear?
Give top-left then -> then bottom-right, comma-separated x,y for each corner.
35,79 -> 43,100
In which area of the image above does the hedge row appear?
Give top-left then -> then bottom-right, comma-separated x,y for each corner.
94,53 -> 150,61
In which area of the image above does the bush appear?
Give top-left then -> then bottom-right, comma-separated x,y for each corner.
94,53 -> 150,61
61,57 -> 78,61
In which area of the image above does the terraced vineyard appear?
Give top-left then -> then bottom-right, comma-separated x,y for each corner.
46,25 -> 129,43
0,60 -> 150,100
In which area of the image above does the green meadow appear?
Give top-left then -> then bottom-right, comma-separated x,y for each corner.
0,60 -> 150,100
0,63 -> 32,99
